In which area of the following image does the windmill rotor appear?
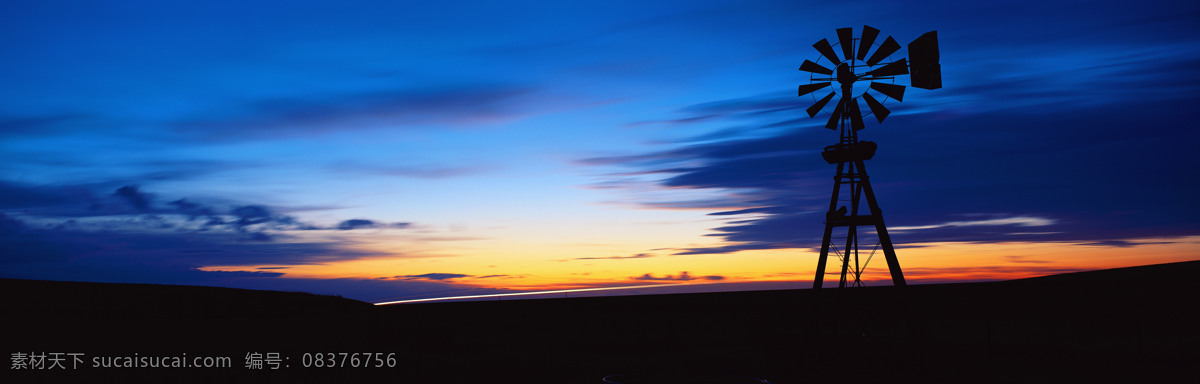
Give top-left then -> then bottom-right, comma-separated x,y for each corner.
798,25 -> 940,133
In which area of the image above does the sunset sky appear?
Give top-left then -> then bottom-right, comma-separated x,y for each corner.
2,0 -> 1197,302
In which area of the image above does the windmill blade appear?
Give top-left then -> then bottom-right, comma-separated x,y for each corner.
799,60 -> 833,75
798,82 -> 832,97
813,39 -> 841,65
807,91 -> 836,117
846,97 -> 865,131
857,25 -> 880,61
866,36 -> 901,66
865,58 -> 909,77
837,27 -> 854,62
862,92 -> 890,123
870,82 -> 906,101
825,96 -> 846,129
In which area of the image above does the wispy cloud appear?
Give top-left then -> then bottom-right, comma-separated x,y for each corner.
1005,256 -> 1052,264
569,253 -> 656,261
171,85 -> 540,142
328,161 -> 494,180
394,273 -> 472,281
891,216 -> 1055,232
631,271 -> 725,281
336,219 -> 411,231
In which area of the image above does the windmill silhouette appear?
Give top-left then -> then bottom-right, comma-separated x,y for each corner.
797,26 -> 941,290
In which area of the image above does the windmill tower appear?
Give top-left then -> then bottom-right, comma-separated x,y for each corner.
797,26 -> 941,291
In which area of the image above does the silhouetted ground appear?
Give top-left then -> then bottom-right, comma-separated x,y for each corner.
5,260 -> 1198,383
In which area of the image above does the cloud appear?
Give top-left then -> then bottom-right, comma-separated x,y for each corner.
172,85 -> 540,142
1077,239 -> 1179,248
890,216 -> 1055,232
0,209 -> 486,302
337,219 -> 377,230
588,84 -> 1200,255
230,205 -> 274,227
0,221 -> 480,302
243,231 -> 275,242
168,198 -> 217,220
0,181 -> 410,236
0,211 -> 454,299
329,162 -> 493,180
0,182 -> 426,280
571,253 -> 655,261
1005,256 -> 1052,264
631,271 -> 724,281
0,213 -> 374,267
336,219 -> 412,230
396,273 -> 471,281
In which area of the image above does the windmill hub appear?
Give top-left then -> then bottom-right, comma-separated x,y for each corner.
835,63 -> 856,86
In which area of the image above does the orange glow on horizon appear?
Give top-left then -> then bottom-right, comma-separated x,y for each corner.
199,236 -> 1200,295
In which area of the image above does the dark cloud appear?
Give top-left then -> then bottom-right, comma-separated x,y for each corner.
1005,256 -> 1052,264
169,198 -> 217,220
173,85 -> 539,141
0,213 -> 374,268
0,221 -> 477,302
230,205 -> 274,227
337,219 -> 377,230
474,274 -> 517,279
572,253 -> 655,261
396,273 -> 471,281
336,219 -> 412,231
1,181 -> 408,239
1,182 -> 213,220
0,213 -> 443,297
0,210 -> 484,303
243,232 -> 275,242
1,206 -> 488,302
631,271 -> 724,281
591,83 -> 1200,255
113,185 -> 153,211
1077,240 -> 1179,248
0,182 -> 428,291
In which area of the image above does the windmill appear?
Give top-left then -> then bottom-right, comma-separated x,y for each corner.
797,26 -> 941,291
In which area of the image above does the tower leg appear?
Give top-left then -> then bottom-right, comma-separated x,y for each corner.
855,160 -> 906,288
814,162 -> 846,290
814,223 -> 834,290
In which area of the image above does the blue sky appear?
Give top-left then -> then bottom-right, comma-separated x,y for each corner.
2,0 -> 1198,302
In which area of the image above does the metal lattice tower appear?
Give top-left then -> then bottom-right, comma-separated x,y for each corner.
797,26 -> 941,290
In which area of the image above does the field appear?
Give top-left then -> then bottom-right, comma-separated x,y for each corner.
6,260 -> 1198,383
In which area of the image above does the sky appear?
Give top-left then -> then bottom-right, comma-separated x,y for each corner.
2,0 -> 1198,303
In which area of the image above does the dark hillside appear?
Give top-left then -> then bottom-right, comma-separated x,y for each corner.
6,260 -> 1198,383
